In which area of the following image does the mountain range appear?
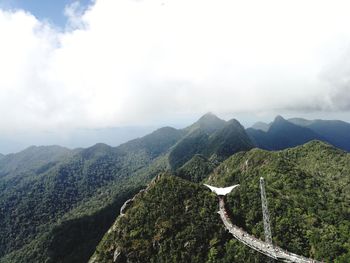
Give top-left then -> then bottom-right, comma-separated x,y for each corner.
0,113 -> 253,263
247,115 -> 350,151
0,126 -> 156,155
0,113 -> 349,262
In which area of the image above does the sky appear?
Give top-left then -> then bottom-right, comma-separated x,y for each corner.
1,0 -> 350,153
0,0 -> 91,26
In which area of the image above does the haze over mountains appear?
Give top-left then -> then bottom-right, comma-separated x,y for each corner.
3,113 -> 350,155
0,126 -> 156,155
0,113 -> 349,263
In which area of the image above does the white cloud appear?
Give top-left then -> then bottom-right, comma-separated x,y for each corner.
1,0 -> 350,133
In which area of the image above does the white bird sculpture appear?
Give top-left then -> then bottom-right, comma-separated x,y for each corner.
204,184 -> 239,196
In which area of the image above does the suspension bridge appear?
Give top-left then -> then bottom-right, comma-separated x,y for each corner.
205,178 -> 322,263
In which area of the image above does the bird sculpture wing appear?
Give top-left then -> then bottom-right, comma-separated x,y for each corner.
204,184 -> 239,195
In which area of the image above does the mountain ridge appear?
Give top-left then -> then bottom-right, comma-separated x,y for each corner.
169,116 -> 253,169
288,117 -> 350,151
248,116 -> 350,152
248,116 -> 326,150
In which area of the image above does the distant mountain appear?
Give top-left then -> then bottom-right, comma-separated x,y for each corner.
0,145 -> 73,179
184,112 -> 227,134
251,121 -> 270,132
118,126 -> 185,159
0,126 -> 156,155
288,118 -> 350,151
91,141 -> 350,262
247,116 -> 325,150
169,116 -> 253,169
248,116 -> 350,152
0,113 -> 253,263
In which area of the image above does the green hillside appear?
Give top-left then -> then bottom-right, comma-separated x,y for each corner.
0,145 -> 73,179
90,174 -> 238,263
0,128 -> 182,263
175,154 -> 215,183
92,141 -> 350,263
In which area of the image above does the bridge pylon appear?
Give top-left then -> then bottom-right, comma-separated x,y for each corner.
260,177 -> 274,263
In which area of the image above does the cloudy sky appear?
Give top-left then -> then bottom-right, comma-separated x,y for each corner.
1,0 -> 350,152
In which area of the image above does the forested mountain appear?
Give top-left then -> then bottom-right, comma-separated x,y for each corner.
169,115 -> 253,169
92,141 -> 350,263
0,145 -> 73,178
0,127 -> 182,262
288,118 -> 350,151
247,116 -> 325,150
0,114 -> 253,263
248,116 -> 350,152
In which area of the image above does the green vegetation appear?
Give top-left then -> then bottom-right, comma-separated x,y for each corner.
0,128 -> 182,263
91,174 -> 253,263
175,154 -> 215,183
93,141 -> 350,262
0,145 -> 73,179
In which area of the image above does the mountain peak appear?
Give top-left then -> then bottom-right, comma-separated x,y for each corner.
227,118 -> 244,128
198,112 -> 222,123
274,115 -> 286,122
185,113 -> 226,134
196,112 -> 226,128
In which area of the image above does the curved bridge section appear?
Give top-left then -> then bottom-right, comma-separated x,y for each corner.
218,197 -> 321,263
